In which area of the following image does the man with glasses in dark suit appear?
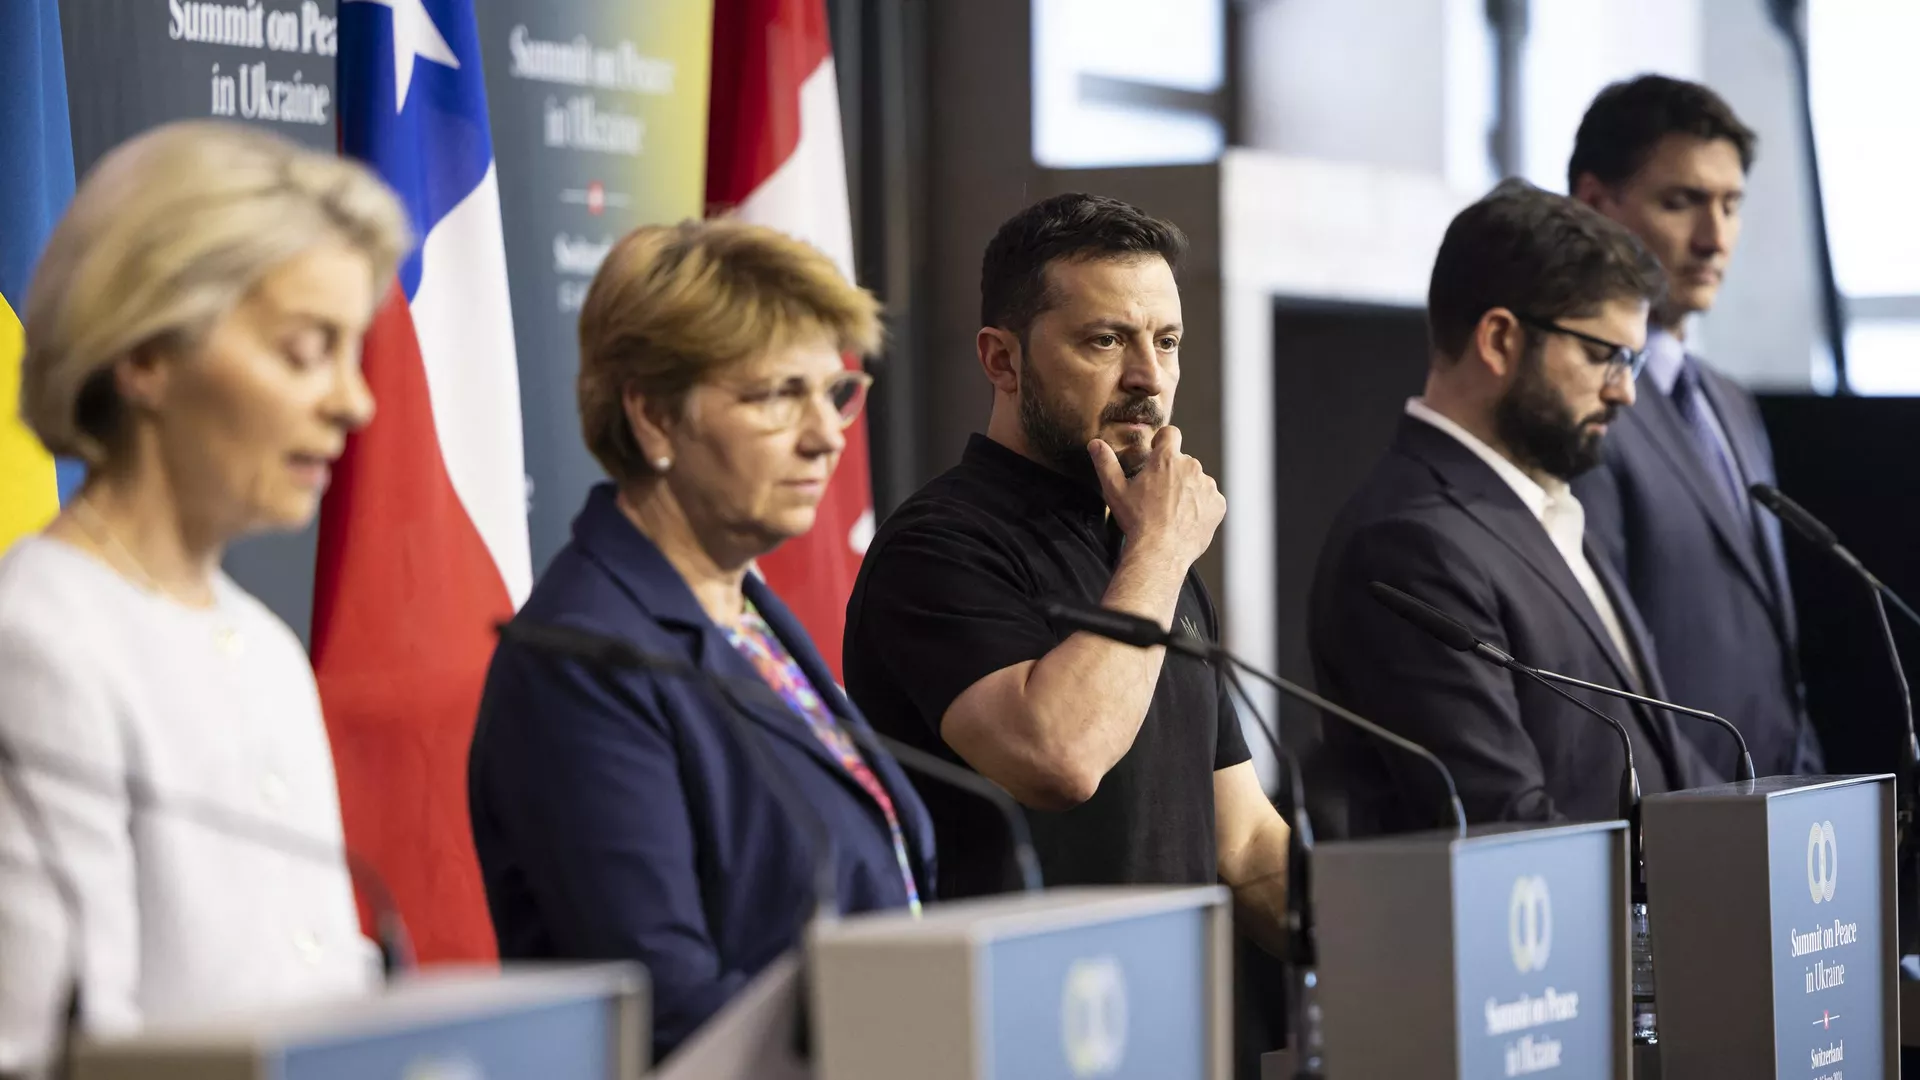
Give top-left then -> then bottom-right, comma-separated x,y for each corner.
1569,76 -> 1820,779
1309,179 -> 1720,837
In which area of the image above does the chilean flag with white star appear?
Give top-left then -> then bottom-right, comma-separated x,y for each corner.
316,0 -> 530,961
708,0 -> 873,680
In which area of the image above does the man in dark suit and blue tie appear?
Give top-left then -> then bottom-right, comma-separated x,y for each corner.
1568,76 -> 1821,779
1310,181 -> 1720,837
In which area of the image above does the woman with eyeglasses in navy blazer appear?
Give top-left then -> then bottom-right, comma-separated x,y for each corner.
468,220 -> 933,1064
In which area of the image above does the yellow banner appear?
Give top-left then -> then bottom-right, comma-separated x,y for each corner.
0,290 -> 57,553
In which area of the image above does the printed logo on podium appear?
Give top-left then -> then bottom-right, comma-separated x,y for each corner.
1509,875 -> 1553,974
1061,955 -> 1128,1077
402,1055 -> 483,1080
1807,820 -> 1838,904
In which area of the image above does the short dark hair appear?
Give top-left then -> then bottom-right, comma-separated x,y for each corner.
979,193 -> 1188,336
1427,179 -> 1667,359
1567,75 -> 1757,192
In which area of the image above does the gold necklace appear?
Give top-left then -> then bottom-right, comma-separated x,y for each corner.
67,498 -> 245,658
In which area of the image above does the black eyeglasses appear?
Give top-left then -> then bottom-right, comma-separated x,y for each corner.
1511,312 -> 1647,384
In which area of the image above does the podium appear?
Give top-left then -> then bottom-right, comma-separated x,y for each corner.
1641,774 -> 1898,1079
1312,821 -> 1631,1079
69,964 -> 646,1079
808,885 -> 1232,1080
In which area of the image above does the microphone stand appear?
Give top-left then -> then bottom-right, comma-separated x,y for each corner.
1365,581 -> 1669,1048
1752,483 -> 1920,958
842,726 -> 1043,893
497,619 -> 1046,898
1219,666 -> 1322,1080
0,726 -> 422,1080
498,620 -> 841,923
1040,595 -> 1470,1078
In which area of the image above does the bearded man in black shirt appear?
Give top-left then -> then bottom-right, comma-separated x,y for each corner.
844,193 -> 1291,950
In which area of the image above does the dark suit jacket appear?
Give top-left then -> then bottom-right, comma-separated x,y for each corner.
469,484 -> 935,1062
1574,360 -> 1820,777
1308,416 -> 1721,837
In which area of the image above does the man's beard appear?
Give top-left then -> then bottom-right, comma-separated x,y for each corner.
1018,355 -> 1165,478
1493,345 -> 1615,481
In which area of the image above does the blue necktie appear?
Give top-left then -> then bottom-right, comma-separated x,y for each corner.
1669,358 -> 1747,520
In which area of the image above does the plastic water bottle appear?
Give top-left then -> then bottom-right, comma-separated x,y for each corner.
1292,967 -> 1326,1078
1631,901 -> 1659,1045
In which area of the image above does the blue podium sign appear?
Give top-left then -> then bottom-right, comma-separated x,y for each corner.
1313,821 -> 1630,1079
72,965 -> 647,1080
809,886 -> 1232,1080
1641,773 -> 1898,1079
1768,780 -> 1887,1077
983,903 -> 1211,1079
1453,827 -> 1619,1079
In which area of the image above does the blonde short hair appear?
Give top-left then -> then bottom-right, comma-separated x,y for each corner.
577,219 -> 883,484
22,120 -> 412,466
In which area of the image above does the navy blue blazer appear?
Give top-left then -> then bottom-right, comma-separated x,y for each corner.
468,484 -> 935,1062
1574,360 -> 1821,777
1310,417 -> 1720,837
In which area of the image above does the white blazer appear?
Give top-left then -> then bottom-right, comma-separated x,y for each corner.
0,538 -> 373,1076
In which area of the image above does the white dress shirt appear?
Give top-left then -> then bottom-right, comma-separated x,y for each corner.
1405,398 -> 1642,684
0,537 -> 374,1076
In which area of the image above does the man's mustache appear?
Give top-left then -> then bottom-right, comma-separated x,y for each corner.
1101,398 -> 1165,427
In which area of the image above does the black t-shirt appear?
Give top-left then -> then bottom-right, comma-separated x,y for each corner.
844,434 -> 1250,898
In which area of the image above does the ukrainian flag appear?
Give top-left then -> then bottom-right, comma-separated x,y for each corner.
0,0 -> 76,553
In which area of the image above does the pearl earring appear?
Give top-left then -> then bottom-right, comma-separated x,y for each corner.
653,456 -> 672,473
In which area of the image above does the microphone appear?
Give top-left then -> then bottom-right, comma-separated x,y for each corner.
0,733 -> 419,976
495,619 -> 841,921
839,726 -> 1042,893
1750,483 -> 1920,626
1038,596 -> 1331,1079
0,725 -> 418,1080
1367,582 -> 1758,784
494,619 -> 1046,896
1751,482 -> 1920,960
1750,483 -> 1920,773
1041,597 -> 1467,837
1367,582 -> 1645,903
1218,664 -> 1323,1080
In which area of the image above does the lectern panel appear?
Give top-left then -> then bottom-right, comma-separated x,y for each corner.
809,886 -> 1231,1080
984,906 -> 1210,1080
281,997 -> 620,1079
1641,773 -> 1898,1080
1767,781 -> 1887,1077
1312,821 -> 1630,1080
1453,828 -> 1619,1080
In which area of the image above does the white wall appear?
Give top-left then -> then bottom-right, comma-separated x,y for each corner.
1695,0 -> 1823,390
1517,0 -> 1704,190
1239,0 -> 1496,192
1240,0 -> 1821,391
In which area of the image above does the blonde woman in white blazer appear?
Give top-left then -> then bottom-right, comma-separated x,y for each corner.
0,121 -> 410,1078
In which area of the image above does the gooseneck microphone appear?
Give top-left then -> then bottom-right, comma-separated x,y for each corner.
495,619 -> 1045,895
1217,663 -> 1323,1080
1750,483 -> 1920,626
1040,597 -> 1468,837
0,733 -> 420,975
1367,582 -> 1758,783
838,726 -> 1042,893
0,723 -> 419,1080
1750,483 -> 1920,774
1750,482 -> 1920,958
1367,582 -> 1645,899
497,619 -> 840,921
1038,595 -> 1337,1079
